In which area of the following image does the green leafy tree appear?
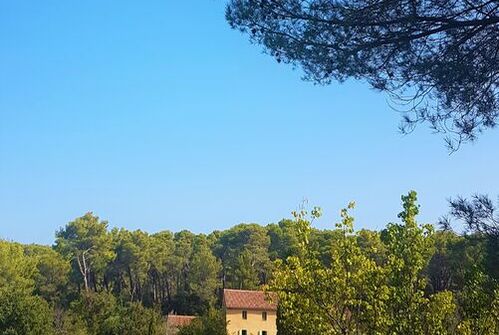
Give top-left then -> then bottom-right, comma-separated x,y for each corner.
267,219 -> 301,260
118,302 -> 165,335
70,291 -> 120,335
70,292 -> 166,335
177,309 -> 227,335
55,213 -> 115,292
270,204 -> 389,334
171,230 -> 196,313
442,194 -> 499,280
187,235 -> 221,310
382,191 -> 437,334
147,231 -> 175,309
52,308 -> 87,335
0,289 -> 55,335
108,229 -> 151,301
456,270 -> 499,334
270,192 -> 461,334
24,244 -> 70,305
214,224 -> 272,289
0,241 -> 55,335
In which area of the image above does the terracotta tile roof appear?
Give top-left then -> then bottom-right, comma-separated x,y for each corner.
223,289 -> 278,311
166,315 -> 196,328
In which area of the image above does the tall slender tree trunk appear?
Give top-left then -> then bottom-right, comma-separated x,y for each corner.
76,250 -> 91,292
128,266 -> 134,300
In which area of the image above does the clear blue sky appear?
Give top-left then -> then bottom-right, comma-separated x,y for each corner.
1,1 -> 497,245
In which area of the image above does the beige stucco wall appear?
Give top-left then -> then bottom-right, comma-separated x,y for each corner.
226,308 -> 277,335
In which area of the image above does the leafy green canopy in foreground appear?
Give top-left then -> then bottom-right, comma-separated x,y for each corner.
0,191 -> 498,334
269,192 -> 499,334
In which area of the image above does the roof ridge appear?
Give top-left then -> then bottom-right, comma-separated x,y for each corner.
223,288 -> 267,292
223,288 -> 278,311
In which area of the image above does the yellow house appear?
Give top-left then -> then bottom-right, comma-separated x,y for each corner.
223,289 -> 277,335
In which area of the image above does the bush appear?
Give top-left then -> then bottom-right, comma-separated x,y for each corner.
177,309 -> 226,335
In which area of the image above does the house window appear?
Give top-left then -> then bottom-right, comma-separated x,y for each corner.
242,311 -> 247,320
241,330 -> 247,335
262,311 -> 267,321
261,331 -> 268,335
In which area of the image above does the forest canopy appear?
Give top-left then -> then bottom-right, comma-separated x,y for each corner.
0,191 -> 498,334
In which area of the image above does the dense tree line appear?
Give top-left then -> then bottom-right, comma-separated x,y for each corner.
0,192 -> 498,334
